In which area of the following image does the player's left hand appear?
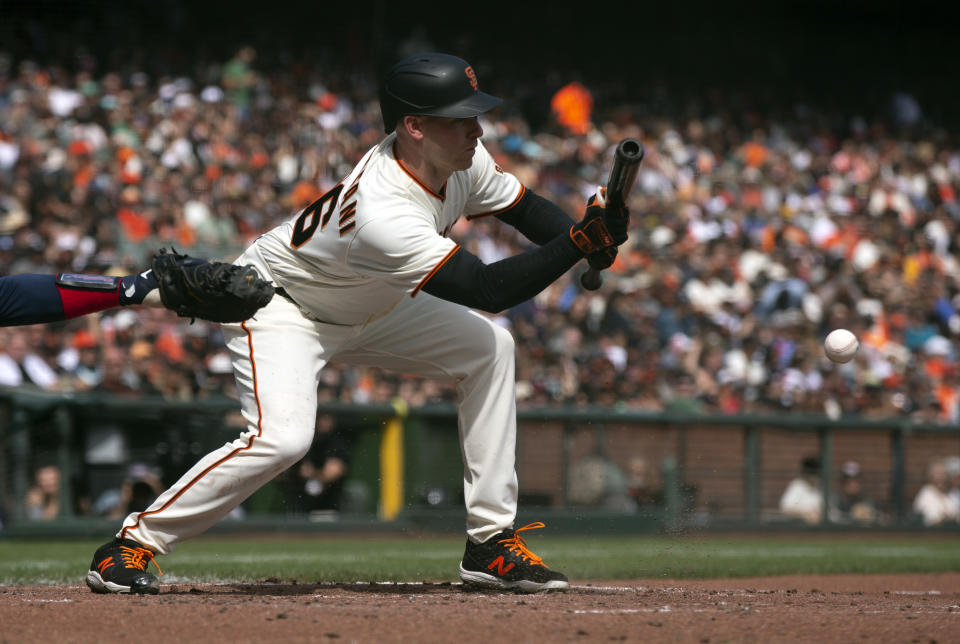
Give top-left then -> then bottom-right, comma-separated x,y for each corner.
587,247 -> 618,271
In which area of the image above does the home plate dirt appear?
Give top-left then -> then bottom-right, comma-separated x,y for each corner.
2,573 -> 958,643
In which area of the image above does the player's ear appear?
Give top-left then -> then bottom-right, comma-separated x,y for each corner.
401,115 -> 426,141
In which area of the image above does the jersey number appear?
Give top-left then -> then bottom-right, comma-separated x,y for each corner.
290,185 -> 343,248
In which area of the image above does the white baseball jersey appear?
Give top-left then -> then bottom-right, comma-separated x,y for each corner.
249,133 -> 523,325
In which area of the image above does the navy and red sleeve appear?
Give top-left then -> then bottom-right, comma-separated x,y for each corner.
0,274 -> 122,327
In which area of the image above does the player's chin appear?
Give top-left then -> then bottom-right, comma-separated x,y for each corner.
458,148 -> 476,168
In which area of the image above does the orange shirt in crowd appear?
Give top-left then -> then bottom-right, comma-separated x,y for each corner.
117,208 -> 151,242
550,82 -> 593,136
861,314 -> 889,351
935,381 -> 958,420
742,141 -> 768,167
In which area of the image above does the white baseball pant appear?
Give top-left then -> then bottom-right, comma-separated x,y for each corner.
118,292 -> 518,554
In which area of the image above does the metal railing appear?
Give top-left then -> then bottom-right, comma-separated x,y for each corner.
1,388 -> 958,530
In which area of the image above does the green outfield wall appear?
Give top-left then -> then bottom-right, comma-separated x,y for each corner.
1,388 -> 958,536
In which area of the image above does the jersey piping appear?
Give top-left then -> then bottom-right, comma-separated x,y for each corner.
121,320 -> 265,541
412,245 -> 462,297
393,142 -> 446,201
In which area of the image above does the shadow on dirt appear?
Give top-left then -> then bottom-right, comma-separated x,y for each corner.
161,581 -> 591,596
164,581 -> 474,596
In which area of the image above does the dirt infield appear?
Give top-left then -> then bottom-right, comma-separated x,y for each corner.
2,573 -> 958,643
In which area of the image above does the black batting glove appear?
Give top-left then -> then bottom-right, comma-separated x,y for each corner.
587,247 -> 618,271
568,188 -> 630,256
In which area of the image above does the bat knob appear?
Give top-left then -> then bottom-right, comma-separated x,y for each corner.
581,269 -> 603,291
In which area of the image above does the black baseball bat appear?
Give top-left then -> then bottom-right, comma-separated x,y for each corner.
580,138 -> 644,291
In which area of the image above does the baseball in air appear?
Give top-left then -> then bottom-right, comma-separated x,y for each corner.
824,329 -> 859,363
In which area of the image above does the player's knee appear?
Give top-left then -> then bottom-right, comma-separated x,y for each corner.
493,323 -> 515,352
268,431 -> 314,468
488,323 -> 515,363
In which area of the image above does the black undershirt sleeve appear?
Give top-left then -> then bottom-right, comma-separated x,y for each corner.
493,188 -> 576,245
420,233 -> 583,313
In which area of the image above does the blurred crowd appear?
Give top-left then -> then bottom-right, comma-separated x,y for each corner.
2,45 -> 960,424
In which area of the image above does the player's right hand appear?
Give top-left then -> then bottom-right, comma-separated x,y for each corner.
568,188 -> 629,256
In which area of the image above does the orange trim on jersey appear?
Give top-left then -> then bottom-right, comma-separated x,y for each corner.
343,181 -> 360,202
465,184 -> 526,220
120,323 -> 263,542
339,221 -> 356,236
339,201 -> 357,227
393,142 -> 446,201
411,245 -> 461,297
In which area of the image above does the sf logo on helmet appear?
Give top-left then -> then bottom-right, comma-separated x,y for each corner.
465,66 -> 478,91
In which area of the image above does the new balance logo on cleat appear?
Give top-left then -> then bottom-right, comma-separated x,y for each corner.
458,522 -> 569,593
487,556 -> 514,576
85,538 -> 161,595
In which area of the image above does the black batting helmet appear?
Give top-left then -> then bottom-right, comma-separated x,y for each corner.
379,53 -> 502,134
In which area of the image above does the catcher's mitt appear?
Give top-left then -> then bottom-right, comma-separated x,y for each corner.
152,247 -> 275,323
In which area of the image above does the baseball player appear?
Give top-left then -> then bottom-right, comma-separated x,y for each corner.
86,53 -> 628,595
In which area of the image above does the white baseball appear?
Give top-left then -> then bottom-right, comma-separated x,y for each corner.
824,328 -> 859,363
